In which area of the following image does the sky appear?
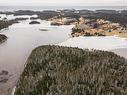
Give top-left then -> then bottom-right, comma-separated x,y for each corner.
0,0 -> 127,6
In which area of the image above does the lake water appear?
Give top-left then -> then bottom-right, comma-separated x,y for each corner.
0,15 -> 73,95
59,36 -> 127,50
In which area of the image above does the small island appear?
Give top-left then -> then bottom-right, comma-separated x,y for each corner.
39,29 -> 49,31
29,21 -> 40,24
0,34 -> 7,43
14,45 -> 127,95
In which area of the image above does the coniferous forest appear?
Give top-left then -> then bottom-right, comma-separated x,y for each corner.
14,45 -> 127,95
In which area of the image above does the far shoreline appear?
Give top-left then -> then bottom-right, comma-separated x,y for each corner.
0,6 -> 127,12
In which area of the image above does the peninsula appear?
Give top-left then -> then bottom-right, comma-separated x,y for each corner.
14,45 -> 127,95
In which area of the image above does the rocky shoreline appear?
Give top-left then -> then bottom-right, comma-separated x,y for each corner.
71,17 -> 127,37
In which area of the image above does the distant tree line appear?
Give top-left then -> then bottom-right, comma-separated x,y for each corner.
1,10 -> 127,25
84,12 -> 127,26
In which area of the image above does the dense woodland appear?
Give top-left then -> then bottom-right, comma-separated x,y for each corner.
85,12 -> 127,25
15,45 -> 127,95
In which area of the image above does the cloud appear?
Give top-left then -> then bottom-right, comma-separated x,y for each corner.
0,0 -> 126,6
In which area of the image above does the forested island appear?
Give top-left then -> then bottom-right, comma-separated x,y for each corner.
0,34 -> 7,43
14,45 -> 127,95
29,21 -> 40,24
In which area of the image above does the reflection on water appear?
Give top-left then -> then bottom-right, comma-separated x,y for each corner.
0,17 -> 73,94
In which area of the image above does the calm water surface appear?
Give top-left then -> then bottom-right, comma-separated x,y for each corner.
0,16 -> 73,94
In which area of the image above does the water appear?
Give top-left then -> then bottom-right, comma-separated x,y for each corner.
59,36 -> 127,50
0,16 -> 73,94
0,6 -> 127,11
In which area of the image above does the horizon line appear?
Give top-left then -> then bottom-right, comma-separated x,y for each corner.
0,5 -> 127,6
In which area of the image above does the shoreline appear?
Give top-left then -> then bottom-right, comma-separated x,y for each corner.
11,47 -> 127,95
58,36 -> 127,50
111,48 -> 127,59
9,36 -> 127,94
0,6 -> 127,12
12,45 -> 127,95
58,36 -> 127,59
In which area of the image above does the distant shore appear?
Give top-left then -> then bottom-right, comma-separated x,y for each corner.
0,6 -> 127,11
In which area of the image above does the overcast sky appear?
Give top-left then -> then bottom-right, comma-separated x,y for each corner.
0,0 -> 127,6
